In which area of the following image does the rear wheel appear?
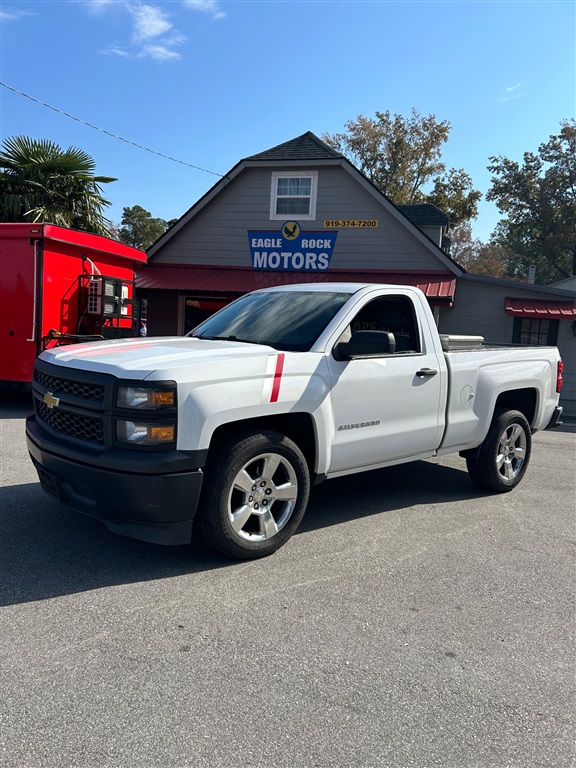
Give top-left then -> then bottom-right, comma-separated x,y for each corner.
198,430 -> 310,559
466,409 -> 531,493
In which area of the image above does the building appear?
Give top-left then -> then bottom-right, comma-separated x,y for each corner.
138,132 -> 576,415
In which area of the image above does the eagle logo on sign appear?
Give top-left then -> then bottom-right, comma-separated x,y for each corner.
282,221 -> 300,240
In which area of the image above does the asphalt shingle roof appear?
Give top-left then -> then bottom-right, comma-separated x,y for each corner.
396,204 -> 449,225
246,131 -> 343,161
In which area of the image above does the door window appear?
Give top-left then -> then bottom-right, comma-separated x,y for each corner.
339,295 -> 421,353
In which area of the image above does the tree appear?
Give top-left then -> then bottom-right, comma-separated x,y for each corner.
426,168 -> 481,227
486,120 -> 576,284
118,205 -> 169,250
0,136 -> 115,235
447,221 -> 480,267
448,222 -> 507,278
323,109 -> 481,224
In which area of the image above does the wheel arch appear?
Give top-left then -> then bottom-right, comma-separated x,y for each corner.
460,388 -> 537,460
206,412 -> 319,480
494,388 -> 537,428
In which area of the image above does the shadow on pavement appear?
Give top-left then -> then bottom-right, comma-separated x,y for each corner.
0,392 -> 33,420
0,458 -> 483,607
552,421 -> 576,434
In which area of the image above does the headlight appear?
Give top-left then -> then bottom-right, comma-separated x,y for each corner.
116,420 -> 176,445
117,386 -> 176,409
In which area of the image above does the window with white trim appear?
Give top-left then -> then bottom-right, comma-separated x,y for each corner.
270,171 -> 318,220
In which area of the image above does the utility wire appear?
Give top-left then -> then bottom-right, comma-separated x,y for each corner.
0,81 -> 225,178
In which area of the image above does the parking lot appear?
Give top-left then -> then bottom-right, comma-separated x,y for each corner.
1,393 -> 575,768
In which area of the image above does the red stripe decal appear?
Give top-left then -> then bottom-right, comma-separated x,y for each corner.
270,354 -> 285,403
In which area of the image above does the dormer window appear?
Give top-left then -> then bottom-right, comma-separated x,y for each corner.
270,171 -> 318,220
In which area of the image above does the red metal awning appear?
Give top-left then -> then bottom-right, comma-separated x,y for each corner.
136,264 -> 457,304
505,297 -> 576,319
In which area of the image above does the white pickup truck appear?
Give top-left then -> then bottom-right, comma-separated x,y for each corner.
26,283 -> 564,559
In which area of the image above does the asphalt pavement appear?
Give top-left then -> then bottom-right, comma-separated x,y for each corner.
1,393 -> 575,768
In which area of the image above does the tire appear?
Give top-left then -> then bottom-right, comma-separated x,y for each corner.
466,409 -> 532,493
198,430 -> 310,559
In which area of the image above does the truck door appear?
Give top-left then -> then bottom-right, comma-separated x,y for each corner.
326,294 -> 445,473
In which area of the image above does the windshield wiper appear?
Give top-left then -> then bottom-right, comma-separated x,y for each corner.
197,335 -> 267,345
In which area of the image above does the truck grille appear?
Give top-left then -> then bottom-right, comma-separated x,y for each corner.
34,370 -> 105,402
32,361 -> 176,454
36,399 -> 105,444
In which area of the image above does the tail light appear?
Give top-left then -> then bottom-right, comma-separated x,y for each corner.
556,360 -> 563,393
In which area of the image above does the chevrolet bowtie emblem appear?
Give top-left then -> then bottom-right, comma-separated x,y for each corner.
44,392 -> 60,409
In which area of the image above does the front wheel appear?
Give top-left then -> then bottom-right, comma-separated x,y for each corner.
466,409 -> 532,493
198,430 -> 310,559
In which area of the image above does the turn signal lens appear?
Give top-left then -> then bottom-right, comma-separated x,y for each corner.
117,386 -> 176,409
149,425 -> 175,442
150,391 -> 175,407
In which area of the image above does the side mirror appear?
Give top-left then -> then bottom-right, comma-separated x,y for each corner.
334,330 -> 396,360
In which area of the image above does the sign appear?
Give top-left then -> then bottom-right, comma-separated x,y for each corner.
324,219 -> 378,228
248,221 -> 338,272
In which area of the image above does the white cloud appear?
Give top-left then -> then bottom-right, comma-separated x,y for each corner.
82,0 -> 115,13
100,46 -> 131,57
183,0 -> 226,20
139,44 -> 182,61
128,3 -> 173,43
80,0 -> 223,63
0,8 -> 36,21
497,82 -> 526,102
162,31 -> 187,47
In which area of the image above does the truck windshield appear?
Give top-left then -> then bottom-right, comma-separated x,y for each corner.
188,291 -> 351,352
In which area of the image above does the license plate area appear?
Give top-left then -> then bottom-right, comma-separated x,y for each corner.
36,466 -> 60,499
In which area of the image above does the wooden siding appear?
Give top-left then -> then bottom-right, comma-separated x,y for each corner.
556,322 -> 576,412
439,280 -> 514,342
417,224 -> 442,246
151,166 -> 446,272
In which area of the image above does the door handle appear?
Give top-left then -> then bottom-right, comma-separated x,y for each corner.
416,368 -> 438,378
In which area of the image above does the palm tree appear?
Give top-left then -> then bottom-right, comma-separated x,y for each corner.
0,136 -> 116,236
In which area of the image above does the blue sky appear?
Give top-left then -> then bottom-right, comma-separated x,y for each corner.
1,0 -> 574,241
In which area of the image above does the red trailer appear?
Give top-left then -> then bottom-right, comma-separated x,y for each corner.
0,223 -> 147,387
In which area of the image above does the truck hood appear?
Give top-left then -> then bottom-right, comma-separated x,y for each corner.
39,336 -> 274,378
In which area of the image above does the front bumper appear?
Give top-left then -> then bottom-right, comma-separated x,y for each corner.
26,415 -> 203,546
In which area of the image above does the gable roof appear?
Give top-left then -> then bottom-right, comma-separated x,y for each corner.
246,131 -> 343,161
147,131 -> 464,275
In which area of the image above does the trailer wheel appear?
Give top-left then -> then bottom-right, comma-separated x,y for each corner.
466,409 -> 532,493
198,430 -> 310,559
